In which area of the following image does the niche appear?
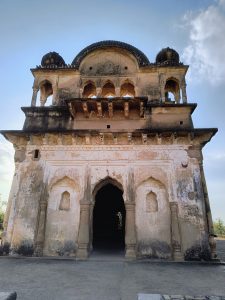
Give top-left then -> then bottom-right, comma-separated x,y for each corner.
59,191 -> 70,211
146,191 -> 158,212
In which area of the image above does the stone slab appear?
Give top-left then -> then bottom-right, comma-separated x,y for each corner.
138,294 -> 163,300
138,295 -> 225,300
0,293 -> 17,300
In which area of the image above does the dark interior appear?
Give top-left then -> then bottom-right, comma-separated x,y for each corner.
93,183 -> 126,251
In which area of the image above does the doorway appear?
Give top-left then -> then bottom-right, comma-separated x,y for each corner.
93,183 -> 126,252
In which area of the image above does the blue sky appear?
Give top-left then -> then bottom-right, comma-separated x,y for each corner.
0,0 -> 225,220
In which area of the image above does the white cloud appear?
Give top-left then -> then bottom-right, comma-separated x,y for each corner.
182,0 -> 225,85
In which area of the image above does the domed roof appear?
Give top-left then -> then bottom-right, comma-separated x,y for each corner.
156,47 -> 180,65
41,52 -> 65,67
72,40 -> 150,68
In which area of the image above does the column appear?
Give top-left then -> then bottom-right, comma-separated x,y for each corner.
76,203 -> 90,259
160,76 -> 165,102
170,202 -> 183,261
79,88 -> 84,98
134,86 -> 139,97
125,202 -> 136,259
96,87 -> 102,97
40,95 -> 46,107
52,86 -> 58,105
115,86 -> 120,97
181,80 -> 187,103
31,87 -> 39,107
175,89 -> 181,103
34,200 -> 47,256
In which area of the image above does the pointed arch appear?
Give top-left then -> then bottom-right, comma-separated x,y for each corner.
138,176 -> 166,189
92,176 -> 123,198
101,81 -> 116,98
39,79 -> 53,106
83,81 -> 97,98
120,80 -> 135,97
164,77 -> 180,103
92,176 -> 126,251
49,175 -> 78,191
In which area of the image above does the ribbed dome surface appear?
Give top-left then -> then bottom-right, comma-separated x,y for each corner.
41,52 -> 65,67
156,47 -> 180,65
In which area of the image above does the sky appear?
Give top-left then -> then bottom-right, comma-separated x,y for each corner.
0,0 -> 224,220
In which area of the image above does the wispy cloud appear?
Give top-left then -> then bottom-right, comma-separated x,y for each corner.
182,0 -> 225,85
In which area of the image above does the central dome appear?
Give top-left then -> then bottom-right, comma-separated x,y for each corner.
72,40 -> 150,68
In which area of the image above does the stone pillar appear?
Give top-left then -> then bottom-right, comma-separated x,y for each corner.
175,89 -> 181,104
125,202 -> 136,259
159,75 -> 165,102
115,86 -> 120,97
79,88 -> 84,98
31,87 -> 39,107
52,85 -> 58,105
170,202 -> 183,261
76,202 -> 90,259
181,80 -> 187,103
34,200 -> 47,256
134,86 -> 139,97
96,87 -> 102,97
40,95 -> 46,107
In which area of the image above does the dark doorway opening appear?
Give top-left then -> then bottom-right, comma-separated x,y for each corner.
93,183 -> 126,252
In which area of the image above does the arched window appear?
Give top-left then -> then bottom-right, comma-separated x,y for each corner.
146,191 -> 158,212
120,82 -> 135,97
59,191 -> 70,211
39,80 -> 53,106
102,82 -> 115,98
83,82 -> 97,98
164,78 -> 180,102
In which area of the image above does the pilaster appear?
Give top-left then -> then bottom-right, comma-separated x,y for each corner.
170,202 -> 183,261
76,202 -> 90,259
34,199 -> 48,256
125,202 -> 136,259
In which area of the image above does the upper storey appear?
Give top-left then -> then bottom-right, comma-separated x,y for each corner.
21,41 -> 196,132
31,40 -> 188,107
1,41 -> 217,147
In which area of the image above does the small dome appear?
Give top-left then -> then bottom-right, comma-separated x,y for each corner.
156,47 -> 180,65
41,52 -> 65,67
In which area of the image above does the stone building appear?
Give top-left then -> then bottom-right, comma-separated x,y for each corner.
1,41 -> 218,260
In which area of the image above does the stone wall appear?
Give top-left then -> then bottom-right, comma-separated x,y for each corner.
2,142 -> 210,260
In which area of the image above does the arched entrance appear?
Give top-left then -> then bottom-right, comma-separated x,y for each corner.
93,183 -> 126,252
